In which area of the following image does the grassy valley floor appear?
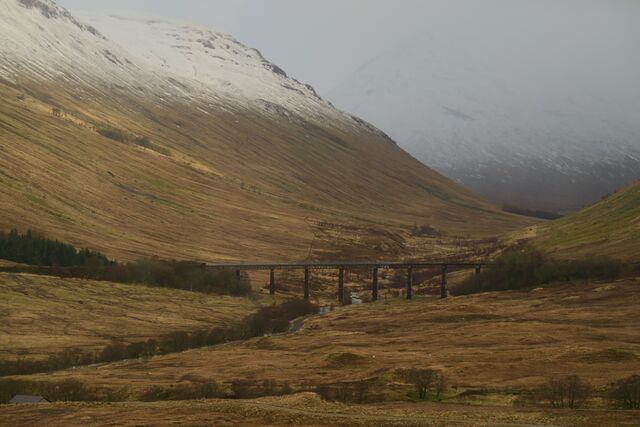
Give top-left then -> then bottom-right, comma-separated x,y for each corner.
1,393 -> 639,426
0,272 -> 256,362
7,278 -> 640,400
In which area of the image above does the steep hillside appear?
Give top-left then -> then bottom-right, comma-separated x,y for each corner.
0,0 -> 529,262
529,181 -> 640,259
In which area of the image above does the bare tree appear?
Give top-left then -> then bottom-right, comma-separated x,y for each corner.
399,368 -> 444,400
435,372 -> 447,400
611,375 -> 640,409
542,375 -> 592,408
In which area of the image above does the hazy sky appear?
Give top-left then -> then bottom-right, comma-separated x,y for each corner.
57,0 -> 639,103
53,0 -> 604,92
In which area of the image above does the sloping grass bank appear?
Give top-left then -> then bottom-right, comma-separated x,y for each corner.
0,299 -> 317,378
453,247 -> 625,295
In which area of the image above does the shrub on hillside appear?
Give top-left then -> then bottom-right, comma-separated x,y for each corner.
97,125 -> 129,142
397,368 -> 446,401
132,136 -> 171,156
139,382 -> 226,401
230,379 -> 295,399
246,299 -> 319,336
610,375 -> 640,409
316,380 -> 376,404
453,248 -> 623,295
134,135 -> 152,148
411,223 -> 442,237
540,375 -> 592,409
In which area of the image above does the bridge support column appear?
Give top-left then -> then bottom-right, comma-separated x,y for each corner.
304,267 -> 310,300
406,266 -> 413,300
475,265 -> 481,275
372,267 -> 379,302
236,269 -> 241,282
440,265 -> 448,299
269,269 -> 275,295
338,268 -> 345,303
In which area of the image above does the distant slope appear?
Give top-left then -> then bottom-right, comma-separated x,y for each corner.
531,181 -> 640,259
0,0 -> 529,262
328,12 -> 640,212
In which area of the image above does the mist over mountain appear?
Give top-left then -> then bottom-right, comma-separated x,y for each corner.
328,2 -> 640,212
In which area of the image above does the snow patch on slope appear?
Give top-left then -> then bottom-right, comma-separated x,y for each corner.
1,0 -> 381,136
76,13 -> 351,125
0,0 -> 171,95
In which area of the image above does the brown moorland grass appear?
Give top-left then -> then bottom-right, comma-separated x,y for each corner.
0,259 -> 25,268
13,278 -> 640,398
1,393 -> 639,427
0,80 -> 531,263
0,272 -> 256,362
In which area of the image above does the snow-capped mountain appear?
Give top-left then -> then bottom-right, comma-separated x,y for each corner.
0,0 -> 378,135
0,0 -> 172,94
77,13 -> 340,123
328,26 -> 640,211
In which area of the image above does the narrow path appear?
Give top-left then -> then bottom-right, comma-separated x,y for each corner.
289,318 -> 305,333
